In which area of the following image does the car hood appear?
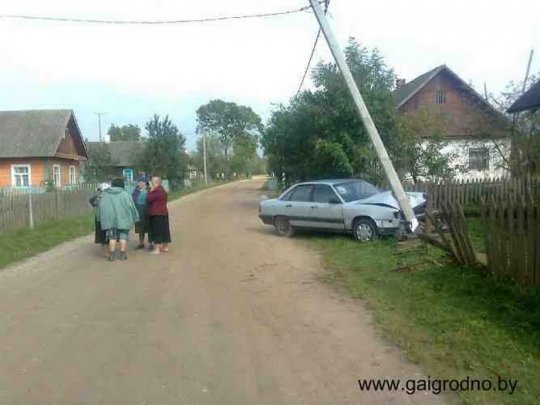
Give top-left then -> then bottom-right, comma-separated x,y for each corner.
354,190 -> 426,210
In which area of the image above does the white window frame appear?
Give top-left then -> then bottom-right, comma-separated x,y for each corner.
10,164 -> 32,188
68,165 -> 77,184
53,164 -> 61,187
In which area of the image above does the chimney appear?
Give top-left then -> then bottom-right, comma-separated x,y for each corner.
396,78 -> 407,89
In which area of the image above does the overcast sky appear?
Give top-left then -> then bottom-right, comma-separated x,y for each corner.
1,0 -> 539,150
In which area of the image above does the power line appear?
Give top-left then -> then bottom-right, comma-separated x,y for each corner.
0,4 -> 314,25
295,0 -> 330,97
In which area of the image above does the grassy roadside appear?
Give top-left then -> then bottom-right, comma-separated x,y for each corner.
0,180 -> 232,270
0,214 -> 95,269
305,234 -> 540,404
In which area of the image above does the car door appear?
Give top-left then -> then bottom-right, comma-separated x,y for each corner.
312,184 -> 345,230
282,184 -> 319,228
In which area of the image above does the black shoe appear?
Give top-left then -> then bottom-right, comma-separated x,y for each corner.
107,252 -> 116,261
119,251 -> 128,261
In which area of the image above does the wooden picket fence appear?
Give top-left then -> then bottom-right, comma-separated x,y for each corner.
481,198 -> 540,287
0,189 -> 95,233
420,202 -> 478,268
401,176 -> 540,210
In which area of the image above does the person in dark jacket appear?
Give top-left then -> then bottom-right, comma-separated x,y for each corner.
147,176 -> 171,254
99,177 -> 139,261
131,176 -> 152,250
89,183 -> 109,257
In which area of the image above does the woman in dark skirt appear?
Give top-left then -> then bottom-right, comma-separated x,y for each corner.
131,176 -> 152,250
147,176 -> 171,255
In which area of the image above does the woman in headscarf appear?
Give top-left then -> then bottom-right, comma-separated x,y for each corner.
147,176 -> 171,255
131,175 -> 152,250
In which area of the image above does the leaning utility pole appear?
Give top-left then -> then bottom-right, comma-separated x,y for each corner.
308,0 -> 417,231
522,49 -> 534,93
202,131 -> 208,184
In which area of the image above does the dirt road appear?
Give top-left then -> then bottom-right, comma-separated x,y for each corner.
0,179 -> 444,405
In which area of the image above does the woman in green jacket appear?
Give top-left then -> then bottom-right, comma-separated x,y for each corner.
99,177 -> 139,261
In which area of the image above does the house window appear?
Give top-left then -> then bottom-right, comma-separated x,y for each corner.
435,90 -> 447,104
123,168 -> 134,182
11,165 -> 31,187
64,128 -> 69,139
69,165 -> 77,184
53,164 -> 61,187
469,148 -> 489,171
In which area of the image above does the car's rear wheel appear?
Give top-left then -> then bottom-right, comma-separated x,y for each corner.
352,218 -> 378,242
274,216 -> 295,237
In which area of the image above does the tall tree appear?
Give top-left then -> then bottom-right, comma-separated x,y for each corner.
140,115 -> 188,186
196,100 -> 262,178
107,124 -> 141,141
193,133 -> 228,180
263,39 -> 397,186
230,133 -> 258,177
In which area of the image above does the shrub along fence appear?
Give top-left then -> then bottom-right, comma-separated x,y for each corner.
0,189 -> 95,233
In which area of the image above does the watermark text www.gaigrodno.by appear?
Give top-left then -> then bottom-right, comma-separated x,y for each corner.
358,376 -> 518,395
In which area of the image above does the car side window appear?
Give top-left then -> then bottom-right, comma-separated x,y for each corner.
280,188 -> 295,201
313,185 -> 339,203
288,185 -> 314,202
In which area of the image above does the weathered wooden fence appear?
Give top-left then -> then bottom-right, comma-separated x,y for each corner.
0,189 -> 95,233
420,202 -> 478,267
401,176 -> 540,210
481,198 -> 540,287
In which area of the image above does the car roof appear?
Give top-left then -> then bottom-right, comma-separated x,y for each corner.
294,179 -> 368,186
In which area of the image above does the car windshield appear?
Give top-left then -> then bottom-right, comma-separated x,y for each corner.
333,180 -> 381,202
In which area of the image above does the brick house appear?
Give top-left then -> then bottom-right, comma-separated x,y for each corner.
0,109 -> 88,189
394,65 -> 510,180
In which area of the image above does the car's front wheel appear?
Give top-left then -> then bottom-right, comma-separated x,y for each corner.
274,216 -> 295,237
352,218 -> 378,242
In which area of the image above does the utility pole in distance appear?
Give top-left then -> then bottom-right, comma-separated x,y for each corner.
308,0 -> 417,232
202,131 -> 208,184
95,112 -> 106,142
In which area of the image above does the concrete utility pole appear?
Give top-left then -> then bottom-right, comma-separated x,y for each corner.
95,112 -> 106,142
202,131 -> 208,184
522,49 -> 534,93
308,0 -> 418,231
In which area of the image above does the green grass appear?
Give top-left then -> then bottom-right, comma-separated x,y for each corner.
466,216 -> 485,253
0,214 -> 95,269
305,234 -> 540,404
0,180 -> 232,270
168,180 -> 231,200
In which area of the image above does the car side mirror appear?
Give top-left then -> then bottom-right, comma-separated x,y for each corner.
328,197 -> 341,204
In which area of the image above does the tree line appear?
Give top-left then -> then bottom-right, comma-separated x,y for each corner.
84,101 -> 267,187
262,38 -> 540,187
84,39 -> 539,188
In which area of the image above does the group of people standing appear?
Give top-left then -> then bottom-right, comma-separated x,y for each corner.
90,175 -> 172,261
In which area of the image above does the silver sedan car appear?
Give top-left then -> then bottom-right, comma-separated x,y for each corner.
258,179 -> 426,242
